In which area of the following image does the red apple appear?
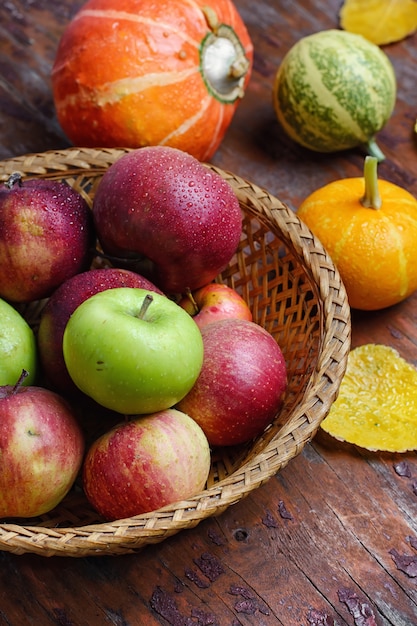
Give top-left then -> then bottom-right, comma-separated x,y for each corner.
0,173 -> 94,302
177,319 -> 287,446
82,408 -> 211,520
179,283 -> 252,330
0,376 -> 84,518
92,146 -> 242,295
38,267 -> 163,394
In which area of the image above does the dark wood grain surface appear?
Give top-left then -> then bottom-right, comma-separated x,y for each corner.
1,1 -> 417,624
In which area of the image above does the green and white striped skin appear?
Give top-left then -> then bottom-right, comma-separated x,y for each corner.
273,29 -> 396,158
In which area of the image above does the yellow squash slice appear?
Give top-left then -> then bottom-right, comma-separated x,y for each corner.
321,344 -> 417,451
340,0 -> 417,45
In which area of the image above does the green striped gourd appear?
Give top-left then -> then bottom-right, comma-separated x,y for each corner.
273,29 -> 396,160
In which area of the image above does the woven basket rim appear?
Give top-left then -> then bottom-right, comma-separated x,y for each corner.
0,147 -> 351,557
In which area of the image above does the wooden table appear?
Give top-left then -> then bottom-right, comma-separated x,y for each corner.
1,1 -> 417,624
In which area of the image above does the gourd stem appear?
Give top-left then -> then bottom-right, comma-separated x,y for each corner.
364,137 -> 386,162
361,156 -> 382,210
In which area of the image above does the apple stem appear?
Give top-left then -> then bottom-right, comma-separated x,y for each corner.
4,172 -> 23,189
12,369 -> 29,394
137,293 -> 153,320
185,288 -> 200,315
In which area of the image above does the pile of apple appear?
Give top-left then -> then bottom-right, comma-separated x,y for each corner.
0,146 -> 287,522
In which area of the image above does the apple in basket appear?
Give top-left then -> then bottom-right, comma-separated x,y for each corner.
0,173 -> 94,303
91,146 -> 242,295
178,283 -> 252,330
82,408 -> 211,520
38,267 -> 163,394
177,318 -> 288,447
0,373 -> 84,518
62,287 -> 204,415
0,297 -> 38,387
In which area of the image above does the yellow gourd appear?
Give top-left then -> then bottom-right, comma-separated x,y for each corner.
298,157 -> 417,311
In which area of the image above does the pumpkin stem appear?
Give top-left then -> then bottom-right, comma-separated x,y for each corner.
361,156 -> 382,210
363,137 -> 386,162
202,6 -> 219,32
200,8 -> 250,103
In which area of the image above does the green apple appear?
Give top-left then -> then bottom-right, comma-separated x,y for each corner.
0,298 -> 37,386
63,287 -> 204,414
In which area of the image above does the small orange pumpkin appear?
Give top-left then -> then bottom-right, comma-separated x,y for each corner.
51,0 -> 253,161
297,157 -> 417,311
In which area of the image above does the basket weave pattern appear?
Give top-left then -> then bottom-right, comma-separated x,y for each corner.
0,148 -> 351,557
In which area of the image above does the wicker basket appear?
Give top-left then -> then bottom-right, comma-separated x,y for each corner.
0,147 -> 351,557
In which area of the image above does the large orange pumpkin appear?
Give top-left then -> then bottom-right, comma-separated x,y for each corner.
51,0 -> 253,161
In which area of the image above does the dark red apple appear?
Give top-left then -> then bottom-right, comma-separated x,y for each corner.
82,408 -> 211,520
179,282 -> 252,329
0,173 -> 94,302
0,377 -> 84,518
92,146 -> 242,295
38,267 -> 163,394
177,318 -> 288,446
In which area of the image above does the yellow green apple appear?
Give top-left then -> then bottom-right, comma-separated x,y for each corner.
0,298 -> 37,386
82,408 -> 211,520
0,384 -> 84,518
179,282 -> 252,329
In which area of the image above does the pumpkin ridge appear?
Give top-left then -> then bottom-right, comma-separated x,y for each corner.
384,216 -> 410,298
97,68 -> 200,106
58,67 -> 200,108
368,213 -> 408,298
159,94 -> 212,146
73,8 -> 203,48
331,216 -> 356,264
203,103 -> 226,160
382,200 -> 417,219
396,212 -> 417,229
